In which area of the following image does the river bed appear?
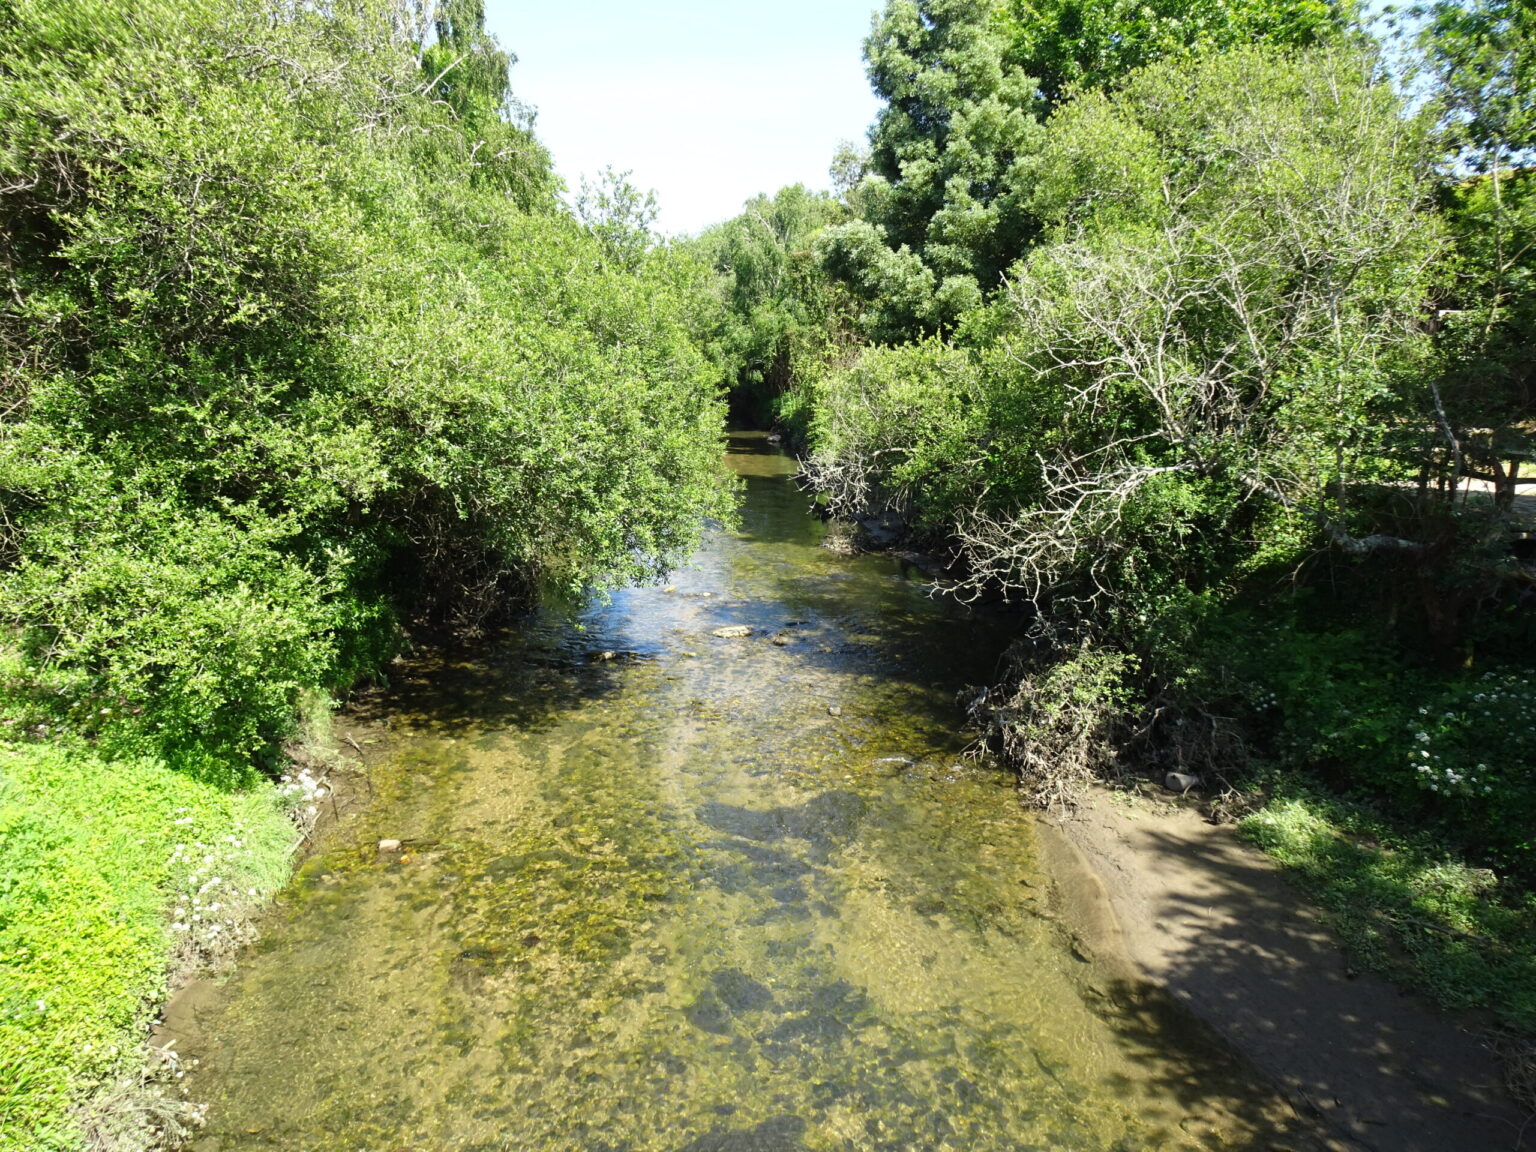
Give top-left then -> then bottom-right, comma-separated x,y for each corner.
178,433 -> 1317,1151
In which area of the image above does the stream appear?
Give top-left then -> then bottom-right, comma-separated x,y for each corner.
178,433 -> 1314,1151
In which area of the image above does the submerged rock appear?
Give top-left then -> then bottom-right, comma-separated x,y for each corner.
711,625 -> 752,639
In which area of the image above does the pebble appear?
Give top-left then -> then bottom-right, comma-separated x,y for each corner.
378,839 -> 402,852
827,705 -> 843,717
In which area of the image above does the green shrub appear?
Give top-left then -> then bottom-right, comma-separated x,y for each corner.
0,0 -> 732,773
1216,608 -> 1536,875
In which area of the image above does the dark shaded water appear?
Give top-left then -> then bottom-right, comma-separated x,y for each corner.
180,434 -> 1310,1151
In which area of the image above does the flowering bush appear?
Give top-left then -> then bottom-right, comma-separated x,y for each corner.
1397,672 -> 1536,864
1243,629 -> 1536,874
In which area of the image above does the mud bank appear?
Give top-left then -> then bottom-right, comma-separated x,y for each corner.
1035,787 -> 1529,1151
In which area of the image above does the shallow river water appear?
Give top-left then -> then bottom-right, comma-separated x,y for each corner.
180,434 -> 1315,1151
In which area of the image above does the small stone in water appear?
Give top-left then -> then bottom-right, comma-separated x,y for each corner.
378,839 -> 403,852
827,705 -> 843,717
711,626 -> 752,639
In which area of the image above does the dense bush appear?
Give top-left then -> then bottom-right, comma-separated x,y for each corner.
687,185 -> 852,432
0,0 -> 731,771
811,48 -> 1439,625
1217,610 -> 1536,875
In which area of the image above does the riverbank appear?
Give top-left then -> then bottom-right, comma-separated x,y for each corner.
0,743 -> 300,1151
1036,784 -> 1529,1151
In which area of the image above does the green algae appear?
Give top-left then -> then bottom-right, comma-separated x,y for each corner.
179,434 -> 1320,1152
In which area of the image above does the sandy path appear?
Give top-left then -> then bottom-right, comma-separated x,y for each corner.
1036,788 -> 1530,1152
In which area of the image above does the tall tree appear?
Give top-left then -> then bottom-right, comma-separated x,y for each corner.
417,0 -> 552,203
1415,0 -> 1536,505
821,0 -> 1356,342
820,0 -> 1039,339
694,185 -> 849,425
998,0 -> 1352,110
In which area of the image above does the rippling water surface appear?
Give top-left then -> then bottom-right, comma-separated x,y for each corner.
181,434 -> 1313,1151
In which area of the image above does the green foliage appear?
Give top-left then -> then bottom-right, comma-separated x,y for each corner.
820,0 -> 1357,342
969,640 -> 1139,809
996,0 -> 1351,109
418,0 -> 553,200
0,0 -> 732,771
574,167 -> 661,273
691,185 -> 851,430
0,743 -> 295,1149
1435,170 -> 1536,434
1219,608 -> 1536,874
812,47 -> 1440,630
804,340 -> 988,531
1415,0 -> 1534,163
820,0 -> 1042,338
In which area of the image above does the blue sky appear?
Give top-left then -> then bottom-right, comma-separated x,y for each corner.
482,1 -> 882,236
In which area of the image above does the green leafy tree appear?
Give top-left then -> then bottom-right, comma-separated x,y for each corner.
418,0 -> 554,203
1416,0 -> 1534,166
1412,0 -> 1536,509
820,0 -> 1041,338
809,48 -> 1440,621
997,0 -> 1352,109
574,167 -> 661,272
692,185 -> 850,427
821,0 -> 1356,342
0,0 -> 731,771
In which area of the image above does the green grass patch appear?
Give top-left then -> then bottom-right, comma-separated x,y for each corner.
0,743 -> 295,1150
1240,773 -> 1536,1032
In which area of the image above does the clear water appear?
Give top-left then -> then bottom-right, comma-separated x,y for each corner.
181,434 -> 1314,1151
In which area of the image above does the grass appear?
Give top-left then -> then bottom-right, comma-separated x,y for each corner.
0,742 -> 296,1151
1239,772 -> 1536,1033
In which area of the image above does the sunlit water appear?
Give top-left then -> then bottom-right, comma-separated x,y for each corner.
181,434 -> 1314,1151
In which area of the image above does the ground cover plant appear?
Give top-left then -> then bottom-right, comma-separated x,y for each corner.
0,744 -> 297,1150
1241,773 -> 1536,1033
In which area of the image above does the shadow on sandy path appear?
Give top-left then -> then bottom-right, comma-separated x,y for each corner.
1039,792 -> 1530,1152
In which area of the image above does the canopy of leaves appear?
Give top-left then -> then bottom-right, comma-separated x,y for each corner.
820,0 -> 1357,343
0,0 -> 732,770
1410,0 -> 1536,481
819,0 -> 1041,339
1416,0 -> 1534,165
690,185 -> 851,427
997,0 -> 1352,109
808,48 -> 1440,626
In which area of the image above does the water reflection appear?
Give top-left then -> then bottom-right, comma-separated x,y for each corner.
180,434 -> 1319,1151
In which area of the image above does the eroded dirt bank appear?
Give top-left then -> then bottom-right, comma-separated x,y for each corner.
1036,787 -> 1529,1151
